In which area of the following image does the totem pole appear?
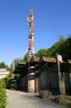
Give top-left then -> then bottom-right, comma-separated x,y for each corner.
27,10 -> 34,62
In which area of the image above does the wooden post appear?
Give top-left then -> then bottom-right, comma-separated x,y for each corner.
57,54 -> 66,95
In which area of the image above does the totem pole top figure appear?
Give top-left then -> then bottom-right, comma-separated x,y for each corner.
27,9 -> 34,22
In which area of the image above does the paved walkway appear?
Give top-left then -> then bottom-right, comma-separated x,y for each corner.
6,90 -> 63,108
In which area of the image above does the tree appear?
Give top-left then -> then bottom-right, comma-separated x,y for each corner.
35,49 -> 47,57
0,61 -> 8,68
35,36 -> 71,61
22,53 -> 28,63
58,36 -> 71,61
59,35 -> 65,42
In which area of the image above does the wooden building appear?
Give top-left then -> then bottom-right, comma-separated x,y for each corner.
13,58 -> 71,95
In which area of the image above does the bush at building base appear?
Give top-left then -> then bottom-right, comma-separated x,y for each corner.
0,80 -> 7,108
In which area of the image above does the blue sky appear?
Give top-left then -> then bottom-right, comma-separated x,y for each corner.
0,0 -> 71,66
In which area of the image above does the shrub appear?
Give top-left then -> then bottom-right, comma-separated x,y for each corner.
66,101 -> 71,108
0,80 -> 7,108
55,95 -> 71,108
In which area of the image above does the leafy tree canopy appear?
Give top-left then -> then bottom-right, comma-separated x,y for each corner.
36,36 -> 71,61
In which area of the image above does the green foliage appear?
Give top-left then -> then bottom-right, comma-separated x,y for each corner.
59,35 -> 65,42
36,36 -> 71,61
0,81 -> 7,108
35,49 -> 47,57
22,53 -> 28,63
67,102 -> 71,108
58,37 -> 71,60
5,68 -> 12,88
55,96 -> 71,108
47,39 -> 65,57
13,58 -> 20,66
0,62 -> 8,68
